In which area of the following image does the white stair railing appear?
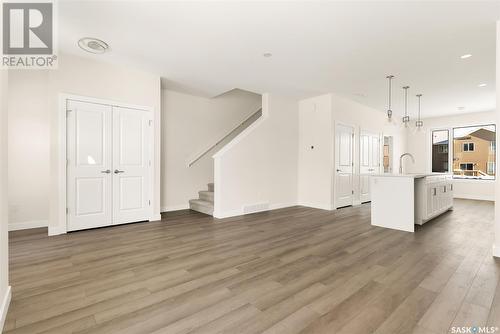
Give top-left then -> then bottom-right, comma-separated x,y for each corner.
188,108 -> 262,167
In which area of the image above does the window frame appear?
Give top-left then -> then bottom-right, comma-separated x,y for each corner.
429,123 -> 496,181
487,161 -> 496,174
431,129 -> 450,173
459,163 -> 474,171
437,145 -> 448,154
453,124 -> 496,180
462,142 -> 474,152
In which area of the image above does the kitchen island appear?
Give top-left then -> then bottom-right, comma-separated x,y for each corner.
371,173 -> 453,232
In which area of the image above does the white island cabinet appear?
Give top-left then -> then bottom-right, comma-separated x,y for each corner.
370,174 -> 453,232
414,175 -> 453,225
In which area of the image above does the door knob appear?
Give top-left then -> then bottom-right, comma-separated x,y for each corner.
114,169 -> 124,174
336,169 -> 341,172
101,169 -> 111,174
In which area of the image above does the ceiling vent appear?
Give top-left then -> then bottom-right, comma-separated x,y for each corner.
78,37 -> 109,54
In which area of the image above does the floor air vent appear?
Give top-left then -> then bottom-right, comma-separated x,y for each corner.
243,202 -> 270,214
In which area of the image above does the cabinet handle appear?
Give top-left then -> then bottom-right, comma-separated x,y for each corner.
443,186 -> 446,193
433,188 -> 437,196
101,169 -> 111,174
451,184 -> 453,191
114,169 -> 125,174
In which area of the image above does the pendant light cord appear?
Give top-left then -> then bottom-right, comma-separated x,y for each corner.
403,86 -> 409,117
418,95 -> 420,120
417,94 -> 422,121
388,77 -> 392,110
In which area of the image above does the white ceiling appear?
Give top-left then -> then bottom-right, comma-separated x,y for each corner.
58,1 -> 500,118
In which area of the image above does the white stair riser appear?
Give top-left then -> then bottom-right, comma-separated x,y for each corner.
189,202 -> 214,215
199,191 -> 214,203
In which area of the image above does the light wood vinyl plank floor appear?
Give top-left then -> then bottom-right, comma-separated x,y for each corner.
4,199 -> 499,334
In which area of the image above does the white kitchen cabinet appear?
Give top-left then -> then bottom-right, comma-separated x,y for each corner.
415,175 -> 453,225
426,184 -> 435,218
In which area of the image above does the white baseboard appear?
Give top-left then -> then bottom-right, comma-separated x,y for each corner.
161,205 -> 189,213
297,202 -> 334,211
0,286 -> 11,332
214,202 -> 297,219
453,194 -> 494,202
493,244 -> 500,258
269,202 -> 298,211
213,208 -> 242,219
8,220 -> 48,231
150,214 -> 162,221
48,225 -> 67,236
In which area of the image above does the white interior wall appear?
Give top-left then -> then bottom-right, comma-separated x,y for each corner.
161,89 -> 261,211
297,93 -> 406,209
298,94 -> 334,209
213,93 -> 299,218
0,68 -> 11,330
8,71 -> 50,230
406,110 -> 495,201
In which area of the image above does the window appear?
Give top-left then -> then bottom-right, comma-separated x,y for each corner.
453,125 -> 496,180
463,143 -> 474,152
488,162 -> 496,174
459,163 -> 473,170
431,130 -> 449,173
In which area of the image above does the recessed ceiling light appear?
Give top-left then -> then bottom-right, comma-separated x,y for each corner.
78,37 -> 109,54
263,52 -> 273,58
478,83 -> 487,87
457,106 -> 465,110
460,54 -> 472,59
354,93 -> 366,97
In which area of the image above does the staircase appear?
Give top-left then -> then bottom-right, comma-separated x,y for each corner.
189,183 -> 214,215
187,107 -> 262,217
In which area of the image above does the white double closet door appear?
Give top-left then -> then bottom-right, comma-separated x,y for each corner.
66,99 -> 152,231
359,131 -> 381,203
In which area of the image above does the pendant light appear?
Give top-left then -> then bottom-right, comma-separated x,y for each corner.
402,86 -> 410,127
386,75 -> 394,120
415,94 -> 424,128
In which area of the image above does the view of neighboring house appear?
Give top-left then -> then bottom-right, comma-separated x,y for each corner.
432,139 -> 449,173
453,128 -> 496,178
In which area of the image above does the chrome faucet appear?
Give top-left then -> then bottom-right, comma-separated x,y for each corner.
399,153 -> 415,174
